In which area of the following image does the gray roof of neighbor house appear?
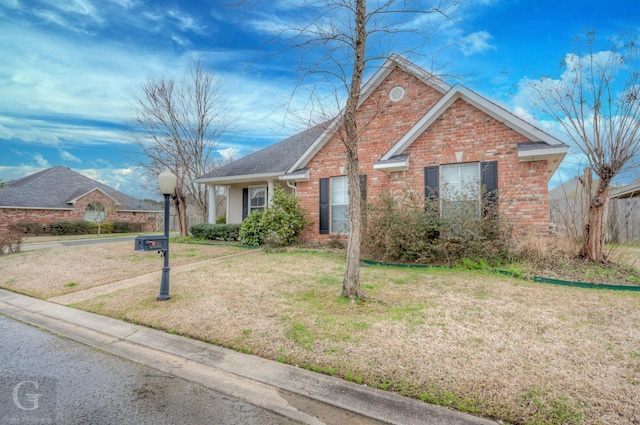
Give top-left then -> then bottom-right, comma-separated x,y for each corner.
196,123 -> 329,182
0,166 -> 161,211
611,177 -> 640,199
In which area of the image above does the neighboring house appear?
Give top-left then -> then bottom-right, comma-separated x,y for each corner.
0,166 -> 162,232
196,54 -> 568,243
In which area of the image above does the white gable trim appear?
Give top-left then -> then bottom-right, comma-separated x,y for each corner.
380,84 -> 567,161
286,55 -> 452,174
67,188 -> 120,206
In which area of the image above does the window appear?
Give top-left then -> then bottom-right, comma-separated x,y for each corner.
85,202 -> 105,222
319,175 -> 367,235
330,176 -> 349,233
249,186 -> 266,213
424,161 -> 498,220
440,163 -> 481,219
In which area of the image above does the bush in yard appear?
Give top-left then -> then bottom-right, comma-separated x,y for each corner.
0,225 -> 23,255
363,187 -> 511,265
238,185 -> 311,247
111,220 -> 131,233
190,223 -> 241,241
49,220 -> 93,235
15,221 -> 46,235
239,211 -> 266,246
260,185 -> 311,247
216,215 -> 226,224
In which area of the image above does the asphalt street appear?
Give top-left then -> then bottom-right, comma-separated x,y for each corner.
0,315 -> 300,425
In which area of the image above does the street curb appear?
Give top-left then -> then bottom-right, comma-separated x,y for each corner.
0,289 -> 498,425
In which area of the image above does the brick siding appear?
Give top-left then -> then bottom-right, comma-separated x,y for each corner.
296,67 -> 552,243
0,190 -> 158,233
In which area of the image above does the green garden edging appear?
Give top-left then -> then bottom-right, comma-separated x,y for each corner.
362,259 -> 640,292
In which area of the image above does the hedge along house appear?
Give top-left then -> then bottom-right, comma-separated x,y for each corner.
196,55 -> 568,243
0,166 -> 162,232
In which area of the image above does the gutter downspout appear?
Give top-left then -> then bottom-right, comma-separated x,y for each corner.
286,180 -> 297,196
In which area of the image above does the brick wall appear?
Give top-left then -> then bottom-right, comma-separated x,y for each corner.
0,190 -> 158,233
296,67 -> 552,243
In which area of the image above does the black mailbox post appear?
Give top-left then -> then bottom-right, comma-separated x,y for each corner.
134,235 -> 168,252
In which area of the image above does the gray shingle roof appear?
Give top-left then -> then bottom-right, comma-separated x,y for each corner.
197,122 -> 329,180
0,166 -> 160,211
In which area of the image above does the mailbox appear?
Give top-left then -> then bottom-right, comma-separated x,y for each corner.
134,235 -> 168,252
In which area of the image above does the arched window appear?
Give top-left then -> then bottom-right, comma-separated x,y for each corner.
85,202 -> 105,222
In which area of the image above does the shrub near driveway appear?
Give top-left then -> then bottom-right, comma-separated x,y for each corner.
71,249 -> 640,425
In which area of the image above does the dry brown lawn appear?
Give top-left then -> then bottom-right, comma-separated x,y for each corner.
0,241 -> 246,298
1,243 -> 639,424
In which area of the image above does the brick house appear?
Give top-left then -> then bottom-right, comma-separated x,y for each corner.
196,55 -> 568,243
0,166 -> 161,232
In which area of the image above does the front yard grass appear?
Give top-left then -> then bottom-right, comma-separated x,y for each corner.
1,243 -> 639,424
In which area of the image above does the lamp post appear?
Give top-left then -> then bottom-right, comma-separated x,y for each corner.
157,169 -> 177,301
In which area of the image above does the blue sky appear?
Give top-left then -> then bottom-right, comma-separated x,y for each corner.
0,0 -> 638,200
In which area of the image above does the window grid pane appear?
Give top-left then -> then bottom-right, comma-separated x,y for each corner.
331,176 -> 349,233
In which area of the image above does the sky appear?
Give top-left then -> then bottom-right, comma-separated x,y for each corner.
0,0 -> 638,200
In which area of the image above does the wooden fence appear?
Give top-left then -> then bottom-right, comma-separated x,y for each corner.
550,197 -> 640,244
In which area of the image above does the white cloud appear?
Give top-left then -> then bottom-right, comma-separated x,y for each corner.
33,153 -> 50,168
459,31 -> 496,55
218,147 -> 239,162
59,149 -> 82,162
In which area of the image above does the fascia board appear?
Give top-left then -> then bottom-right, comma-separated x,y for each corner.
0,206 -> 74,210
279,170 -> 310,182
286,115 -> 343,174
518,145 -> 569,160
381,84 -> 567,161
68,187 -> 121,205
195,172 -> 284,185
373,158 -> 410,173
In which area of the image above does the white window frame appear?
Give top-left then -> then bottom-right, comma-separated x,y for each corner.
330,176 -> 349,234
249,186 -> 266,214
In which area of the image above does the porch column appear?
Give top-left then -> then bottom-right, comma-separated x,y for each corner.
225,186 -> 231,224
207,185 -> 216,224
268,180 -> 275,206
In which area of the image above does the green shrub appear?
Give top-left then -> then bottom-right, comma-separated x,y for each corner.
261,186 -> 311,247
111,220 -> 131,233
190,223 -> 241,241
49,220 -> 93,235
363,188 -> 510,265
15,221 -> 46,235
216,215 -> 227,224
239,211 -> 266,246
238,185 -> 311,247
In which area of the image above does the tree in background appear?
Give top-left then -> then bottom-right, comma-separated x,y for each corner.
128,60 -> 232,236
528,31 -> 640,262
85,200 -> 117,235
271,0 -> 458,300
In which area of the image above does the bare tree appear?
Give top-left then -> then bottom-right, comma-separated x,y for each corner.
86,200 -> 117,235
127,60 -> 231,236
268,0 -> 457,300
529,31 -> 640,262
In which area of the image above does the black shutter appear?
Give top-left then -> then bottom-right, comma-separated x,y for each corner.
424,166 -> 439,201
319,178 -> 329,234
481,161 -> 498,210
242,188 -> 248,220
359,174 -> 367,200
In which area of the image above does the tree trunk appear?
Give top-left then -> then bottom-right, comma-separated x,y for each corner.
582,180 -> 610,262
341,151 -> 366,300
340,0 -> 367,301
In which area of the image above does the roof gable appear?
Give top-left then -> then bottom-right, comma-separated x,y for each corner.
286,55 -> 451,174
381,84 -> 566,161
